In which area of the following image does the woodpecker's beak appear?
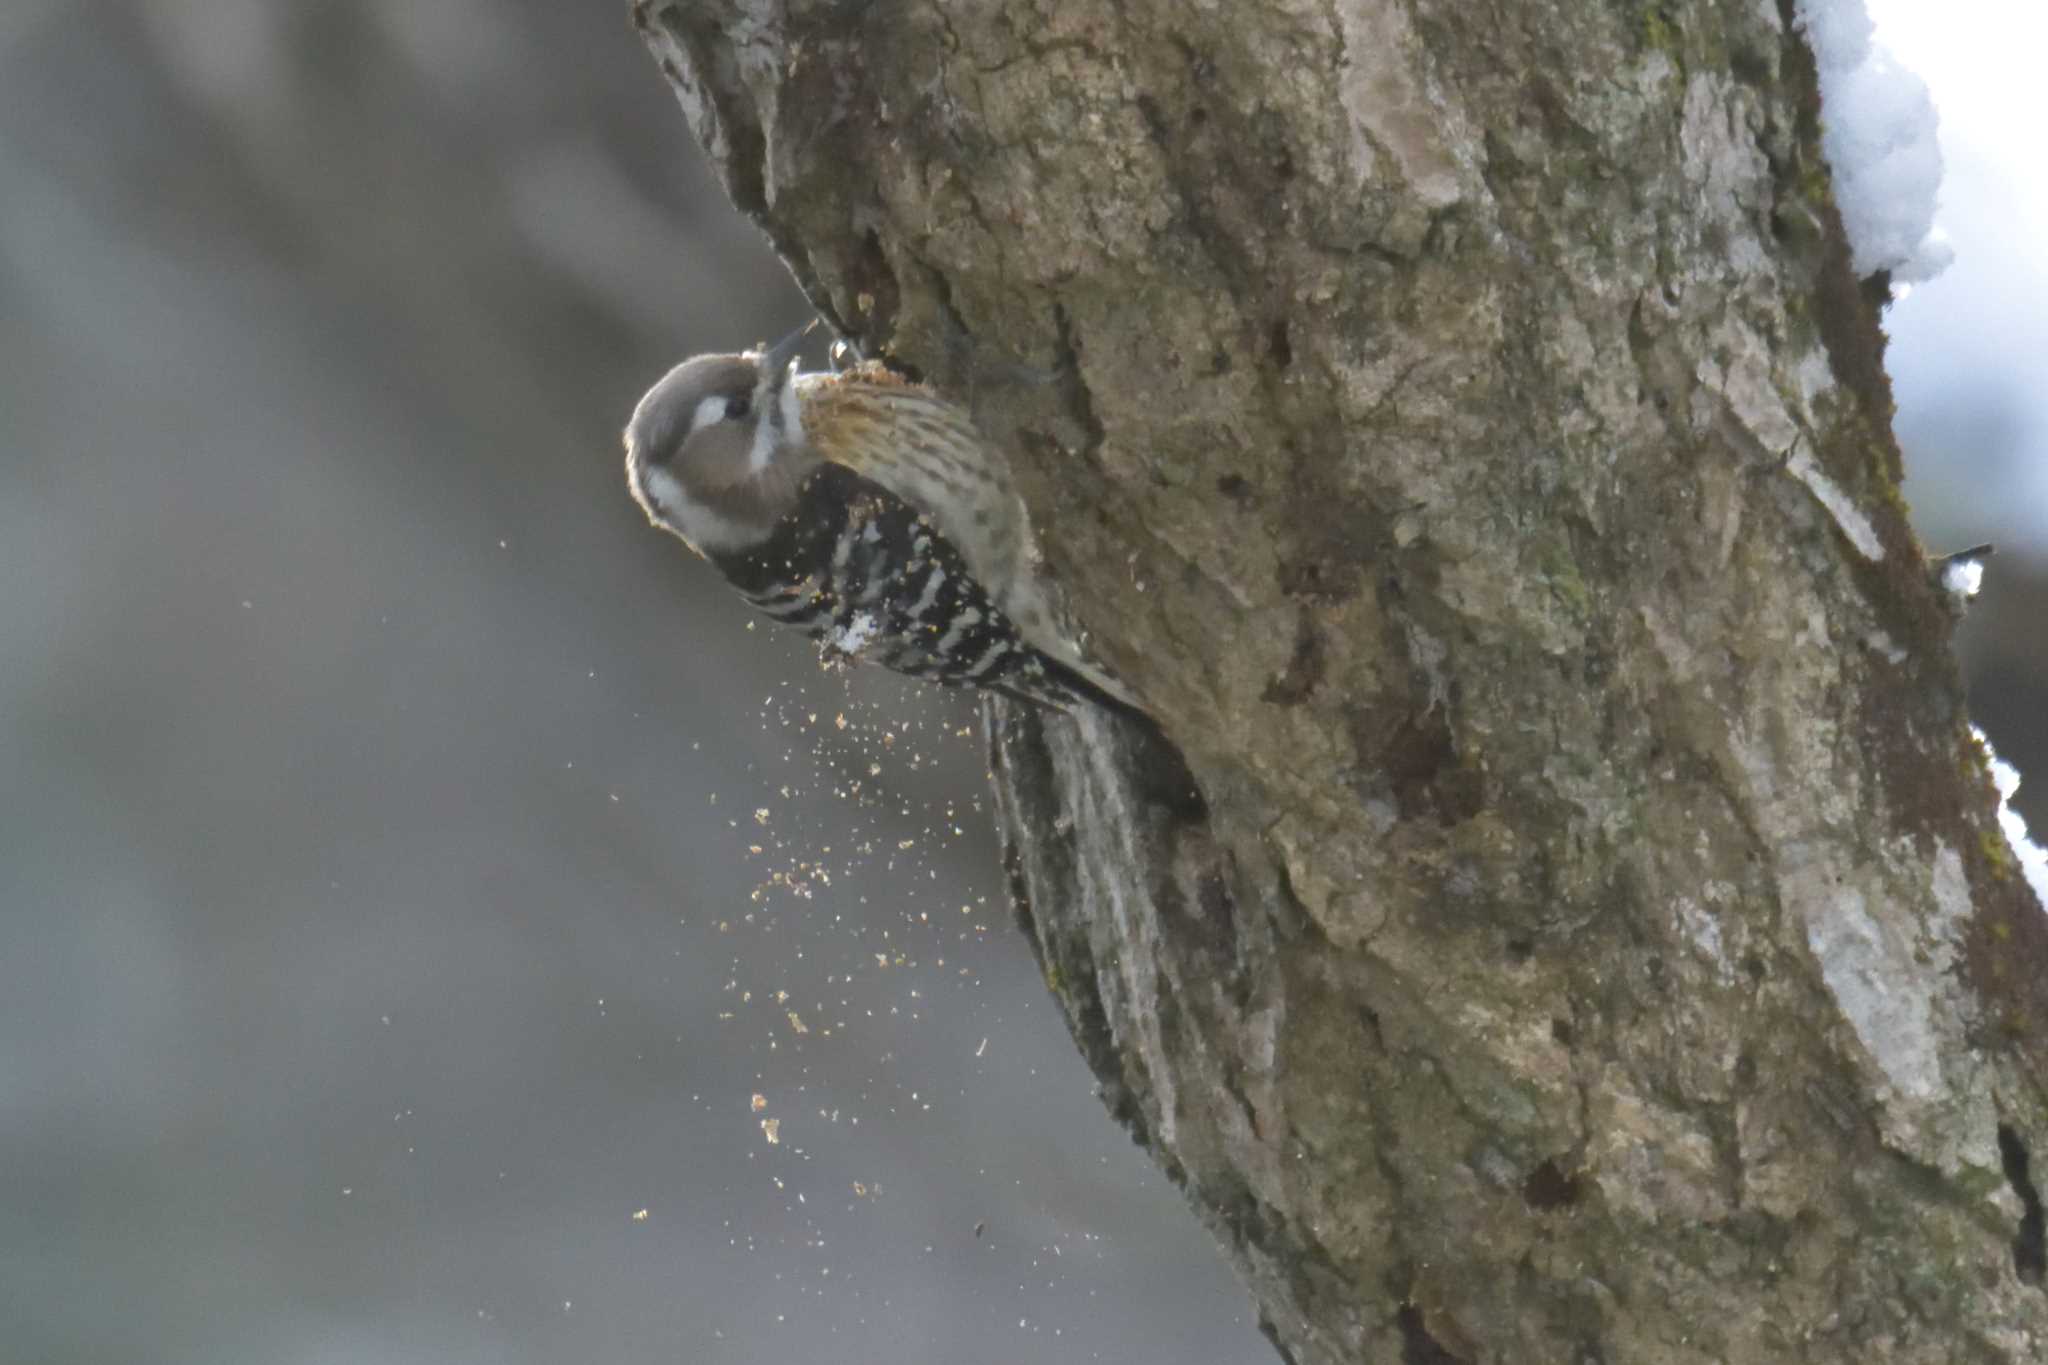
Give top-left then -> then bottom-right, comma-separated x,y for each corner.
747,321 -> 818,461
759,320 -> 816,385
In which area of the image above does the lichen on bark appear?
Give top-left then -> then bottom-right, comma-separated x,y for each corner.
637,0 -> 2048,1358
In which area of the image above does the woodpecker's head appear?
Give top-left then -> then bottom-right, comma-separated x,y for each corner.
624,325 -> 815,555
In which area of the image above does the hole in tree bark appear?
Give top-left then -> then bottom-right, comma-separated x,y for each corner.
840,229 -> 899,343
1268,319 -> 1293,368
1998,1123 -> 2047,1285
1358,1005 -> 1384,1052
1522,1157 -> 1584,1211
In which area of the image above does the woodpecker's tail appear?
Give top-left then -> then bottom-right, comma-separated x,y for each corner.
995,652 -> 1151,727
985,660 -> 1205,821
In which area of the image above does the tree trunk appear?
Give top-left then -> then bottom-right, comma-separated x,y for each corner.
634,1 -> 2048,1358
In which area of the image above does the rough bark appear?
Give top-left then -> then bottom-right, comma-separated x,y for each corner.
634,1 -> 2048,1359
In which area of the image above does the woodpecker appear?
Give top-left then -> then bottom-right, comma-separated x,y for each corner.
624,327 -> 1141,715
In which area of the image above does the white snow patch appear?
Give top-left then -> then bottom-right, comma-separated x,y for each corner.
1795,0 -> 1952,282
1975,726 -> 2048,911
1785,445 -> 1886,559
1940,556 -> 1985,599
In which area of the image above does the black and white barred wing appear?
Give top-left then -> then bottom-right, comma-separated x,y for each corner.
706,464 -> 1119,712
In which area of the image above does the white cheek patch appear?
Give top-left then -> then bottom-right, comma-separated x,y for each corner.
632,463 -> 683,520
670,500 -> 754,555
635,462 -> 754,555
689,394 -> 728,437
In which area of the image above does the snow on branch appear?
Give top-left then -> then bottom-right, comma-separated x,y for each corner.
1796,0 -> 1952,283
1975,727 -> 2048,912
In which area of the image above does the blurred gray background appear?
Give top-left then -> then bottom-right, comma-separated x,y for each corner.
1,5 -> 2040,1364
0,3 -> 1267,1361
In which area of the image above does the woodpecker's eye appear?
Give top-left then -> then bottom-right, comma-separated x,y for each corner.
724,395 -> 751,421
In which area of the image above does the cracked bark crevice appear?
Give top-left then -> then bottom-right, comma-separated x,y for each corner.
637,1 -> 2048,1359
2000,1123 -> 2048,1287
